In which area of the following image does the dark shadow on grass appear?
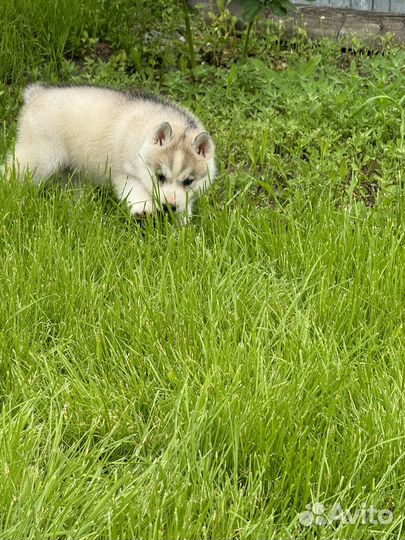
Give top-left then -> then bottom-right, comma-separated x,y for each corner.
35,175 -> 180,235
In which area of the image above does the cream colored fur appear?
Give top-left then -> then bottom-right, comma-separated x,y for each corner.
7,84 -> 216,217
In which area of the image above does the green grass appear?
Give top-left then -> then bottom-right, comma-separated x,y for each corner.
1,1 -> 405,538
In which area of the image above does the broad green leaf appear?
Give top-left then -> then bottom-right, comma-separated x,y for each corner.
238,0 -> 263,22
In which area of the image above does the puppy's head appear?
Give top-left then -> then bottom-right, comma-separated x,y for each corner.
139,122 -> 215,214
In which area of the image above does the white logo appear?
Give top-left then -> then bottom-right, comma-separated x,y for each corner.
298,503 -> 393,527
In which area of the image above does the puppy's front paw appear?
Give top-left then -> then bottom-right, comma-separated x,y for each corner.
130,200 -> 154,216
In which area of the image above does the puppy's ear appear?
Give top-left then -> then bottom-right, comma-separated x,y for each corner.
193,132 -> 214,158
153,122 -> 172,146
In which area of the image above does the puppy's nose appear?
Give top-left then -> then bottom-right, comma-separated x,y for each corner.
162,203 -> 177,213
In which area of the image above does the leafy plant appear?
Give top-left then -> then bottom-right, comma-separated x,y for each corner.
237,0 -> 313,56
239,0 -> 294,21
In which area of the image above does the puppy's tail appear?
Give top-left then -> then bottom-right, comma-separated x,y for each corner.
24,83 -> 46,104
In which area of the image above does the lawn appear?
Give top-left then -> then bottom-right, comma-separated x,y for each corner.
1,1 -> 405,539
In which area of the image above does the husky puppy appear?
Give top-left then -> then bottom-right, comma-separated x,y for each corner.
7,84 -> 216,217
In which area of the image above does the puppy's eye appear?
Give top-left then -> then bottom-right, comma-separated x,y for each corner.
157,174 -> 166,183
183,178 -> 194,187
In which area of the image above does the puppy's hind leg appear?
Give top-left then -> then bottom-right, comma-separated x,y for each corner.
9,140 -> 64,183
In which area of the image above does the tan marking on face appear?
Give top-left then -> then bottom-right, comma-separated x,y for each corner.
146,132 -> 211,185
